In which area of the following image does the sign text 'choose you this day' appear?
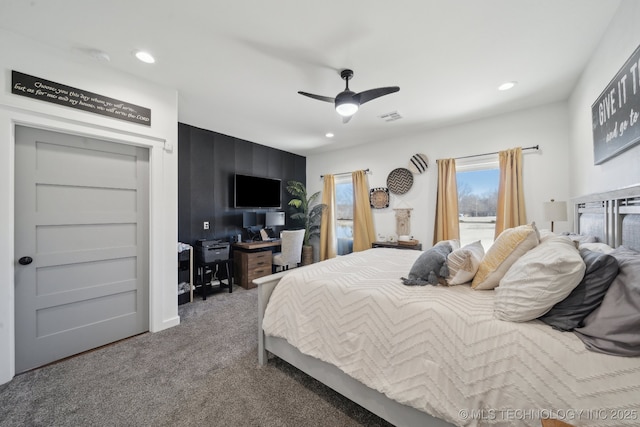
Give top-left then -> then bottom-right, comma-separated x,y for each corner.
11,71 -> 151,126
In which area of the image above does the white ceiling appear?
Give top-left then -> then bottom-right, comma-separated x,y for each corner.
0,0 -> 620,156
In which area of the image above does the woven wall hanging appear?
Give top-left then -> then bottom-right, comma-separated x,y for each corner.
408,153 -> 428,174
386,168 -> 413,194
369,187 -> 390,208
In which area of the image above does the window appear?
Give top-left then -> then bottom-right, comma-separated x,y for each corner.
335,175 -> 354,255
456,165 -> 499,248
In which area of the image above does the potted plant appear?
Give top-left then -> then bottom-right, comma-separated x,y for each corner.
286,180 -> 325,265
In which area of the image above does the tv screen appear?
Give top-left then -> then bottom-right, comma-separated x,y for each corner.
234,174 -> 282,208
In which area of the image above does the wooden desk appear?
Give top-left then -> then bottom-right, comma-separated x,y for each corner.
233,239 -> 281,251
233,240 -> 281,289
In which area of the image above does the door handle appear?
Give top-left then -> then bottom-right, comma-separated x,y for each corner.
18,256 -> 33,265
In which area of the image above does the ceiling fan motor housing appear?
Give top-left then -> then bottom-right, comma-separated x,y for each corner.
335,90 -> 359,116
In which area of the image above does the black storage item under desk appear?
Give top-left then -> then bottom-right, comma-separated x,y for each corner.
195,240 -> 232,300
178,247 -> 193,304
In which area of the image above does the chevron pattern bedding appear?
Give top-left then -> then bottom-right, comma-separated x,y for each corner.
262,248 -> 640,427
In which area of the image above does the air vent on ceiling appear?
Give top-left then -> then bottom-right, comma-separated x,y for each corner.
378,111 -> 403,122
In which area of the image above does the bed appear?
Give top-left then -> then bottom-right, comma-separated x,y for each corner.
255,185 -> 640,427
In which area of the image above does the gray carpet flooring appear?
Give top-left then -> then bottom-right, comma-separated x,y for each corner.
0,285 -> 393,426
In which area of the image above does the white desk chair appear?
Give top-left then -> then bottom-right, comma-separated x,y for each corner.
272,229 -> 305,272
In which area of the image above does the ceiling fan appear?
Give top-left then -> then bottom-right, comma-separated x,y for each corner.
298,69 -> 400,123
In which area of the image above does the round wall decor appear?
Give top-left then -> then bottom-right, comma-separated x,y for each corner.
408,153 -> 428,174
369,187 -> 390,209
386,168 -> 413,194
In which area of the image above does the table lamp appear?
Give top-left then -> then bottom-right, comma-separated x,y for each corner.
543,199 -> 567,232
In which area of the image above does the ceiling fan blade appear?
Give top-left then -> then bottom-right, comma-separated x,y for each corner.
356,86 -> 400,105
298,91 -> 335,103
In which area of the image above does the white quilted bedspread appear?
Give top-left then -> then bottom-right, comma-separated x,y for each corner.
262,248 -> 640,427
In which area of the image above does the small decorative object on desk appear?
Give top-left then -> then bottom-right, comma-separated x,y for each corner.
398,239 -> 420,246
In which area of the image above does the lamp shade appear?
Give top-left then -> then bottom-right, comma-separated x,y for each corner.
543,200 -> 567,222
335,101 -> 358,117
335,90 -> 359,117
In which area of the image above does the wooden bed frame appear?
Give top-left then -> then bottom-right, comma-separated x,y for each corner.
256,184 -> 640,427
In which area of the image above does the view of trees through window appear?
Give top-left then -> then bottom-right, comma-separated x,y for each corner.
335,177 -> 354,255
456,168 -> 499,248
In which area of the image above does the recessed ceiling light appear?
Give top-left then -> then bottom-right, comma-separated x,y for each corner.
135,51 -> 155,64
325,132 -> 334,138
498,81 -> 517,91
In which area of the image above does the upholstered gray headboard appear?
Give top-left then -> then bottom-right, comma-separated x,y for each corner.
573,184 -> 640,251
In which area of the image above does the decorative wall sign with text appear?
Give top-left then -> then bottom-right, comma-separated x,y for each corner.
11,70 -> 151,126
591,45 -> 640,164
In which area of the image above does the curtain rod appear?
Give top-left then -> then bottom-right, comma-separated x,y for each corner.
448,145 -> 539,161
320,168 -> 370,179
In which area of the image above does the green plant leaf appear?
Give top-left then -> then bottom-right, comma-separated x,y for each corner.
285,180 -> 328,246
288,199 -> 302,208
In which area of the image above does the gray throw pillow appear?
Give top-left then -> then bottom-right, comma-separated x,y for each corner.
401,241 -> 453,286
574,246 -> 640,356
539,248 -> 618,331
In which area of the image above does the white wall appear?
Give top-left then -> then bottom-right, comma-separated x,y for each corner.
569,0 -> 640,196
0,30 -> 179,385
306,101 -> 572,247
307,0 -> 640,249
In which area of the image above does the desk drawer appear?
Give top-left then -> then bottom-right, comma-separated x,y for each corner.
247,252 -> 272,282
246,251 -> 271,268
247,265 -> 271,281
235,250 -> 273,289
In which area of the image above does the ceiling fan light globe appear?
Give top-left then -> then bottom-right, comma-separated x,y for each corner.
336,102 -> 358,116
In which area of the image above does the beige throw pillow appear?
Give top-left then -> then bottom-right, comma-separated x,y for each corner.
471,223 -> 539,290
446,240 -> 485,285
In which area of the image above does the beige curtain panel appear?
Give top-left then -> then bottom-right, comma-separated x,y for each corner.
352,170 -> 376,252
495,147 -> 526,237
319,174 -> 337,261
433,158 -> 460,244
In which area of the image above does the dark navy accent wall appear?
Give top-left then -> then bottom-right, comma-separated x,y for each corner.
178,123 -> 306,246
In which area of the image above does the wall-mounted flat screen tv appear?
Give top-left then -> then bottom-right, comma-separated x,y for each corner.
234,174 -> 282,208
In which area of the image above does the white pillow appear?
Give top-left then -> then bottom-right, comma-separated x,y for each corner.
437,239 -> 460,251
494,236 -> 586,322
579,242 -> 614,254
538,229 -> 557,243
446,241 -> 484,285
472,223 -> 540,290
